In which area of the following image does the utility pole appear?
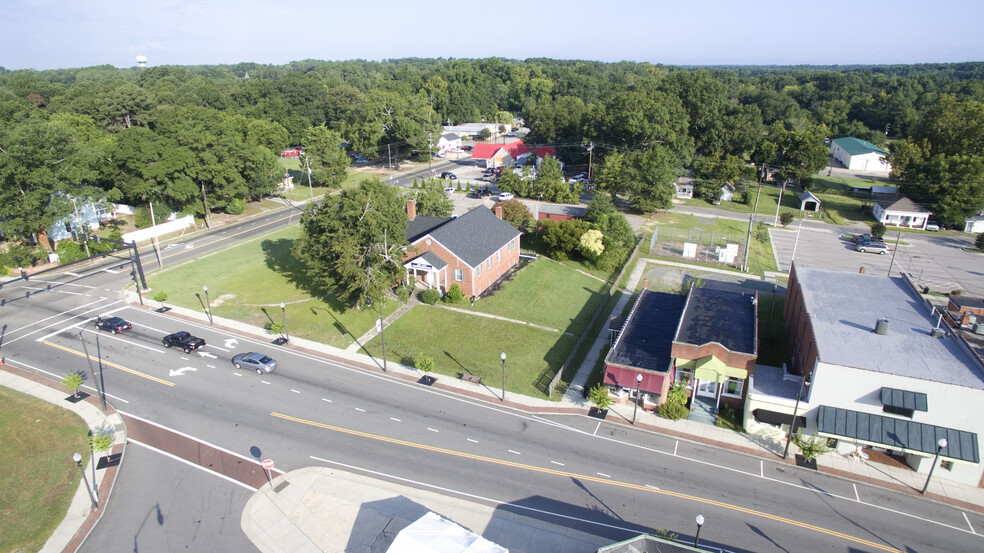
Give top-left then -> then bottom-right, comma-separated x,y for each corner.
741,184 -> 762,272
586,142 -> 594,180
148,201 -> 163,270
773,180 -> 786,227
887,231 -> 902,277
70,197 -> 91,260
428,132 -> 432,171
387,144 -> 392,170
305,156 -> 313,199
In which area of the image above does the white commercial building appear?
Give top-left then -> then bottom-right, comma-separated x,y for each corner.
783,264 -> 982,486
830,137 -> 892,172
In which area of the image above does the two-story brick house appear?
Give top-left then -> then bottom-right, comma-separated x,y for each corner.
403,200 -> 521,298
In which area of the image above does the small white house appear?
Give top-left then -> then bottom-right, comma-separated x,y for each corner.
872,197 -> 931,230
674,181 -> 694,199
965,215 -> 984,234
830,137 -> 892,172
436,133 -> 461,154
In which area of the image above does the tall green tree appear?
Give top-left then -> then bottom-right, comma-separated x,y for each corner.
302,125 -> 349,188
624,146 -> 679,212
413,180 -> 454,217
294,178 -> 408,308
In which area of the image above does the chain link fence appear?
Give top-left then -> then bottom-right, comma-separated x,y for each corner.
648,226 -> 749,269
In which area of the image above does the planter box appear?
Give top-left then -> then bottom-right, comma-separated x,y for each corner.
65,392 -> 89,403
588,407 -> 608,419
418,375 -> 436,386
795,454 -> 818,470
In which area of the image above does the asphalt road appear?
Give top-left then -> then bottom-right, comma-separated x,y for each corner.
3,203 -> 984,552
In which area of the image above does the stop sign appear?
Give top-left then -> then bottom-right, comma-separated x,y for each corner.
261,459 -> 274,470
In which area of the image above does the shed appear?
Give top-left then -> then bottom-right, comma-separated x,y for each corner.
797,190 -> 821,212
830,137 -> 892,172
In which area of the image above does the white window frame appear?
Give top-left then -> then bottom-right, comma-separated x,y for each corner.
453,269 -> 464,282
721,377 -> 744,397
487,258 -> 492,270
496,250 -> 501,262
675,368 -> 693,387
477,264 -> 482,277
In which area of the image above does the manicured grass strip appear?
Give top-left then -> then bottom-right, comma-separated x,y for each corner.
0,387 -> 90,553
364,306 -> 576,400
146,226 -> 396,348
468,257 -> 608,336
648,213 -> 778,275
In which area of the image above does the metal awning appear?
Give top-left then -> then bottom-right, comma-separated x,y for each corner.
678,355 -> 748,384
817,405 -> 979,463
880,387 -> 928,412
753,409 -> 806,428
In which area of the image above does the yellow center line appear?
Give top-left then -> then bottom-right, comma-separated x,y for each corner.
42,340 -> 175,387
272,411 -> 904,553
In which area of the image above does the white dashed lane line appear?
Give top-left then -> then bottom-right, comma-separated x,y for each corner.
467,438 -> 478,443
597,472 -> 611,478
321,398 -> 331,402
427,427 -> 439,433
551,461 -> 564,466
233,372 -> 242,377
390,417 -> 401,422
261,381 -> 271,385
508,450 -> 521,455
291,389 -> 301,394
355,407 -> 366,412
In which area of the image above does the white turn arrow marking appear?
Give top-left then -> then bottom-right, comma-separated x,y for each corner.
224,338 -> 239,349
197,351 -> 217,359
169,367 -> 198,376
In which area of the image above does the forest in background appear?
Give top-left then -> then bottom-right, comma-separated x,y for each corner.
1,58 -> 983,250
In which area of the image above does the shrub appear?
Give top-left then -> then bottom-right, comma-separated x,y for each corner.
976,233 -> 984,250
268,320 -> 285,335
666,383 -> 688,405
443,283 -> 464,304
420,288 -> 441,305
658,400 -> 690,420
588,384 -> 613,411
1,242 -> 44,268
870,222 -> 886,239
415,353 -> 434,372
88,423 -> 115,454
134,206 -> 152,229
791,431 -> 834,461
54,240 -> 86,264
61,370 -> 86,397
225,197 -> 246,215
153,291 -> 169,307
396,284 -> 412,303
779,212 -> 794,227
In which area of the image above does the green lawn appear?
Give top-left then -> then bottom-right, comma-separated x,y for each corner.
647,213 -> 778,275
468,257 -> 609,335
363,306 -> 576,399
146,226 -> 397,348
0,387 -> 89,553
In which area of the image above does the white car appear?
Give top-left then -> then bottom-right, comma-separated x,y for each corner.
444,187 -> 455,195
498,192 -> 514,201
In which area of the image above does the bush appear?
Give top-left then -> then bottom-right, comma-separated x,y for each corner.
588,384 -> 613,411
396,284 -> 412,303
870,222 -> 886,239
225,197 -> 246,215
415,353 -> 434,372
420,288 -> 441,305
54,240 -> 86,264
267,320 -> 285,335
666,383 -> 688,405
976,233 -> 984,250
779,212 -> 794,227
658,400 -> 690,420
61,370 -> 86,396
443,283 -> 464,304
0,242 -> 44,270
134,206 -> 153,229
791,431 -> 834,461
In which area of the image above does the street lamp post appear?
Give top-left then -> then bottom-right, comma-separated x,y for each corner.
280,302 -> 289,344
782,373 -> 811,459
694,513 -> 705,548
632,373 -> 643,425
920,438 -> 948,495
500,352 -> 506,402
203,285 -> 212,325
72,452 -> 98,510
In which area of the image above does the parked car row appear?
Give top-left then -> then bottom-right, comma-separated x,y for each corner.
92,316 -> 279,375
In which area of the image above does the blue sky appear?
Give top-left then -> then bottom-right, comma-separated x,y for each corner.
3,0 -> 982,70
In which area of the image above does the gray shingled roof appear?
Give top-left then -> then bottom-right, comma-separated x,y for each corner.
441,133 -> 459,141
674,287 -> 757,354
426,207 -> 521,268
794,266 -> 984,388
874,196 -> 930,214
407,216 -> 451,242
405,250 -> 448,270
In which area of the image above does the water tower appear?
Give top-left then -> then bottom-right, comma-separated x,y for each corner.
136,55 -> 147,68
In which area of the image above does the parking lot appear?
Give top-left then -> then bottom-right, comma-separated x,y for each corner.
770,224 -> 984,295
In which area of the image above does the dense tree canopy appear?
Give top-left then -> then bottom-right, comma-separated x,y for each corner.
2,58 -> 984,242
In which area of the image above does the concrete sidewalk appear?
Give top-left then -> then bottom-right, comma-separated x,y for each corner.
0,367 -> 126,553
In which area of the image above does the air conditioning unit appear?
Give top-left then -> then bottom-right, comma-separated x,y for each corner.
974,322 -> 984,336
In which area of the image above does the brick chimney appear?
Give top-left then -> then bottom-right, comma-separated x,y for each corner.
962,310 -> 973,327
494,204 -> 503,219
407,198 -> 416,221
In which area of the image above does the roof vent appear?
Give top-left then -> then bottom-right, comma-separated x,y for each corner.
930,328 -> 946,338
875,318 -> 890,335
974,323 -> 984,336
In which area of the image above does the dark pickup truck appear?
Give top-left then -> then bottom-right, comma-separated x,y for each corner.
162,331 -> 206,353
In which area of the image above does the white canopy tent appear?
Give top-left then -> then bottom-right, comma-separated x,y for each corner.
387,512 -> 507,553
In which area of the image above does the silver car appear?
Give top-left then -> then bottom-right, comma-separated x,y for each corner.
232,352 -> 277,374
856,241 -> 890,255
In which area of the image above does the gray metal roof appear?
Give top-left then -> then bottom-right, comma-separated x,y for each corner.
880,387 -> 928,412
794,266 -> 984,389
817,405 -> 979,463
426,207 -> 521,268
606,291 -> 686,373
674,287 -> 757,354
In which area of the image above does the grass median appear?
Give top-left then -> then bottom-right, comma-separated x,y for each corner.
0,387 -> 90,553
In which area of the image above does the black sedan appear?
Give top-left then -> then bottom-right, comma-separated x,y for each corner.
94,316 -> 132,334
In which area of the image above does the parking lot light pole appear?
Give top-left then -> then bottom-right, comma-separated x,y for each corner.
632,373 -> 643,425
280,302 -> 289,344
203,285 -> 212,325
500,352 -> 506,402
921,438 -> 948,494
73,452 -> 98,510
